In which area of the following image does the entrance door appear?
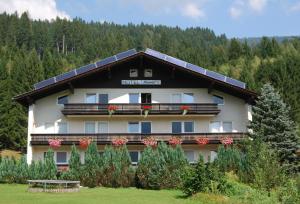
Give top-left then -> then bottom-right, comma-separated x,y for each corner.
141,93 -> 151,104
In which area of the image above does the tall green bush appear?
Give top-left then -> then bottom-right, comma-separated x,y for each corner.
0,157 -> 16,183
14,156 -> 29,183
82,142 -> 100,187
215,145 -> 243,173
61,145 -> 81,180
43,149 -> 57,179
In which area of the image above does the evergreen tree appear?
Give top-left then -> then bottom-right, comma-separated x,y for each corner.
249,83 -> 300,172
82,142 -> 99,187
61,144 -> 81,180
43,149 -> 57,179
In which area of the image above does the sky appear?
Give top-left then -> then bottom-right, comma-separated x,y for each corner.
0,0 -> 300,38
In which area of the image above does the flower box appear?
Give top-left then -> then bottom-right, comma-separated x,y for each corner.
195,137 -> 210,145
220,137 -> 233,146
108,105 -> 118,116
142,105 -> 152,117
79,137 -> 92,149
142,136 -> 157,147
48,138 -> 62,149
168,136 -> 182,146
112,137 -> 128,146
180,105 -> 190,115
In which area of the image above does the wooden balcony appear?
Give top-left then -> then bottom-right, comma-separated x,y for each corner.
30,132 -> 246,145
61,103 -> 220,116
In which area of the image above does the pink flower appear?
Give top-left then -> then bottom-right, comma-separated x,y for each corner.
79,137 -> 92,149
180,105 -> 190,110
48,138 -> 62,148
142,136 -> 157,147
196,137 -> 210,145
112,137 -> 128,146
168,136 -> 182,146
108,105 -> 118,111
220,137 -> 233,146
142,105 -> 152,110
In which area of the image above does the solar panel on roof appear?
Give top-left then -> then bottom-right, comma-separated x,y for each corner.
76,63 -> 96,75
34,77 -> 56,90
206,70 -> 226,81
186,63 -> 206,74
226,77 -> 246,89
115,49 -> 137,60
145,48 -> 166,60
165,56 -> 186,67
95,56 -> 116,67
55,70 -> 76,82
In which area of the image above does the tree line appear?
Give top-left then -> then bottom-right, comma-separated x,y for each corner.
0,12 -> 299,150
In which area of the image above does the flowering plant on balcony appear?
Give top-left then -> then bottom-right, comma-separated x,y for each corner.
48,138 -> 62,149
108,105 -> 118,116
142,136 -> 157,148
79,137 -> 92,149
195,137 -> 210,145
168,136 -> 182,147
220,137 -> 233,146
180,105 -> 190,115
112,137 -> 128,147
142,105 -> 152,118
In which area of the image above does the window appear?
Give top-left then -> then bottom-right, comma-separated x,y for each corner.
57,122 -> 68,133
85,122 -> 96,133
212,95 -> 224,105
223,122 -> 233,132
172,122 -> 182,134
57,95 -> 68,105
56,152 -> 67,164
129,93 -> 139,103
144,69 -> 152,77
86,93 -> 97,103
129,151 -> 139,164
141,93 -> 151,104
184,151 -> 195,163
184,122 -> 194,133
45,123 -> 54,133
183,93 -> 194,103
129,69 -> 138,77
99,94 -> 108,104
209,121 -> 221,133
141,122 -> 151,134
128,122 -> 139,133
98,122 -> 108,133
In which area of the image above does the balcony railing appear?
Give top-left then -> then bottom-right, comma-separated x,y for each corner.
62,103 -> 220,116
30,132 -> 246,145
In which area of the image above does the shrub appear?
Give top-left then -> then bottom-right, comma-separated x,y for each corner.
136,142 -> 188,189
278,178 -> 300,204
215,145 -> 243,173
181,155 -> 228,196
61,145 -> 81,180
42,149 -> 57,179
0,157 -> 16,183
14,156 -> 29,183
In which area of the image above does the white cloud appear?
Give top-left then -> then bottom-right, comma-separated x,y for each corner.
181,3 -> 205,19
0,0 -> 70,20
248,0 -> 268,12
229,7 -> 242,19
290,1 -> 300,12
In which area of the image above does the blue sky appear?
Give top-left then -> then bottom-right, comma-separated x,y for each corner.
0,0 -> 300,38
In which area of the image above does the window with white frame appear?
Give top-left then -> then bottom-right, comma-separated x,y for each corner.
223,122 -> 233,132
184,151 -> 195,163
184,121 -> 194,133
212,95 -> 224,105
209,121 -> 221,133
172,121 -> 194,133
128,122 -> 139,133
56,152 -> 67,164
129,93 -> 139,103
172,122 -> 182,133
57,122 -> 68,133
85,122 -> 96,133
57,95 -> 68,105
129,151 -> 139,164
98,122 -> 108,133
86,93 -> 97,103
129,69 -> 138,77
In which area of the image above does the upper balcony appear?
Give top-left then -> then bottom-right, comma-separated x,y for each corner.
61,103 -> 220,116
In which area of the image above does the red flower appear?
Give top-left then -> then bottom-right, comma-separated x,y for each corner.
112,137 -> 128,146
168,136 -> 182,146
142,105 -> 152,110
196,137 -> 210,145
48,138 -> 62,148
180,105 -> 190,110
142,136 -> 157,147
79,137 -> 92,149
108,105 -> 118,111
220,137 -> 233,146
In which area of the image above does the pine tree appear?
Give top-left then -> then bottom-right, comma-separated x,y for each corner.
249,83 -> 300,172
82,142 -> 99,187
43,149 -> 57,179
61,144 -> 81,180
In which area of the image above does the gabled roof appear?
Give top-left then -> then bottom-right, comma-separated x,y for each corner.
14,48 -> 257,106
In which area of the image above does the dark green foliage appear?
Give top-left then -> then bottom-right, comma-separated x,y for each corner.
42,149 -> 57,179
14,156 -> 29,183
215,145 -> 243,173
81,142 -> 99,187
181,155 -> 228,196
0,157 -> 16,183
136,142 -> 188,189
249,84 -> 300,172
61,145 -> 81,180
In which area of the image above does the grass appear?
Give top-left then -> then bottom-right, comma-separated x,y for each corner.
0,183 -> 279,204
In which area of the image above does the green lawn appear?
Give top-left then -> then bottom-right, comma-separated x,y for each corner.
0,184 -> 278,204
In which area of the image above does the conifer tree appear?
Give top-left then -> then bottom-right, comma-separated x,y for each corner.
43,149 -> 57,179
249,83 -> 300,172
82,142 -> 99,187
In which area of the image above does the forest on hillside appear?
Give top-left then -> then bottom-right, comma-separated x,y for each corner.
0,12 -> 299,151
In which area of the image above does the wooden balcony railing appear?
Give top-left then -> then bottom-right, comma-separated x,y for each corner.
62,103 -> 220,116
30,132 -> 246,145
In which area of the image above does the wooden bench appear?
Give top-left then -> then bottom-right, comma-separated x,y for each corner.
27,180 -> 80,193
